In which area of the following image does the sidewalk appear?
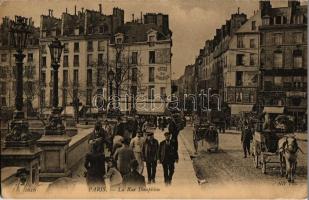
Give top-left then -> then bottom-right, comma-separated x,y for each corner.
225,129 -> 307,142
151,127 -> 199,188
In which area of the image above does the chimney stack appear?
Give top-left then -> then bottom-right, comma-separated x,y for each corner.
141,12 -> 143,23
82,7 -> 84,13
237,7 -> 240,14
99,4 -> 102,14
132,14 -> 134,22
75,5 -> 77,15
66,8 -> 68,13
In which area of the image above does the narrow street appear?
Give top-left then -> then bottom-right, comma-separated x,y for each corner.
180,126 -> 308,187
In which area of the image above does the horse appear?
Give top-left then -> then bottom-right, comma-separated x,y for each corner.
278,136 -> 302,182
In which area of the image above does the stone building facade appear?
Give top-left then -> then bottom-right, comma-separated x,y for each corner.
259,1 -> 307,130
108,14 -> 172,115
0,17 -> 40,115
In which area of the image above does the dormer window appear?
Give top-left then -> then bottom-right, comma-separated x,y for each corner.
148,35 -> 156,42
51,30 -> 56,37
74,28 -> 79,35
275,16 -> 282,25
147,29 -> 158,44
115,33 -> 124,44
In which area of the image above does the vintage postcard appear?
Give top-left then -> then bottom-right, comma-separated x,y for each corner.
0,0 -> 307,198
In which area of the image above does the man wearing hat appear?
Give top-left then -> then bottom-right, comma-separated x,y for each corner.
241,122 -> 253,158
142,132 -> 159,184
158,132 -> 179,186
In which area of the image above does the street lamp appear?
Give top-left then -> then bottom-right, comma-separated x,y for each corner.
45,38 -> 65,135
108,70 -> 115,112
5,16 -> 33,145
10,16 -> 31,119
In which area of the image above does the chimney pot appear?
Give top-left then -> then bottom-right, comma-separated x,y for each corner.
82,7 -> 84,13
66,8 -> 68,13
132,14 -> 134,22
99,4 -> 102,14
75,5 -> 77,15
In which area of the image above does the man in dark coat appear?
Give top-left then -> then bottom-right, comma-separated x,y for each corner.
113,139 -> 135,176
158,132 -> 179,186
142,132 -> 159,184
84,140 -> 106,188
122,160 -> 146,189
168,116 -> 179,152
89,121 -> 106,153
241,124 -> 253,158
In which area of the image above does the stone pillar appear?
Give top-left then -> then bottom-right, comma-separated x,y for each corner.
37,134 -> 71,181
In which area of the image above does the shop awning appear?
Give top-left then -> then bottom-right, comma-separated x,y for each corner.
230,104 -> 253,115
263,106 -> 284,114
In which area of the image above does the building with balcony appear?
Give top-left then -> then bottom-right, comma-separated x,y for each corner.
39,6 -> 124,112
259,0 -> 307,130
0,17 -> 40,115
108,13 -> 172,115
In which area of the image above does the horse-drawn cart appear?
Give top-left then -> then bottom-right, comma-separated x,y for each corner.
193,123 -> 219,153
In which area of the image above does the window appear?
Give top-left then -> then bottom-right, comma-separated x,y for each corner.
64,43 -> 69,53
149,51 -> 155,64
73,69 -> 79,86
88,27 -> 93,34
275,16 -> 282,24
132,68 -> 137,82
273,33 -> 282,45
236,91 -> 242,103
87,69 -> 92,86
237,35 -> 244,48
98,54 -> 104,65
63,55 -> 68,67
274,76 -> 283,86
250,39 -> 255,48
149,67 -> 155,82
293,50 -> 303,68
27,53 -> 33,62
87,54 -> 93,66
236,54 -> 244,66
294,32 -> 303,44
251,21 -> 256,30
148,85 -> 155,100
63,70 -> 68,87
262,17 -> 270,25
87,41 -> 93,51
97,69 -> 103,86
132,52 -> 138,64
293,76 -> 302,89
74,42 -> 79,52
250,54 -> 255,66
42,56 -> 46,67
0,81 -> 6,95
116,37 -> 123,44
160,87 -> 166,99
98,41 -> 105,51
274,52 -> 283,68
62,89 -> 67,106
236,71 -> 243,86
86,89 -> 92,105
294,15 -> 303,24
74,28 -> 79,36
74,55 -> 79,67
148,35 -> 156,42
0,97 -> 6,106
41,71 -> 46,86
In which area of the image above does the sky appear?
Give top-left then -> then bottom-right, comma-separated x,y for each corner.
0,0 -> 302,79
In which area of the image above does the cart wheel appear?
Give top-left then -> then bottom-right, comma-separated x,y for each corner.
262,161 -> 266,174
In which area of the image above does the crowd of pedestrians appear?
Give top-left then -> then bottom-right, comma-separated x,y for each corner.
84,114 -> 182,191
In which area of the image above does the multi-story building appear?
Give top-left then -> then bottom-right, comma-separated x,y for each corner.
108,13 -> 172,115
39,6 -> 124,112
0,17 -> 40,115
259,0 -> 307,130
223,10 -> 261,116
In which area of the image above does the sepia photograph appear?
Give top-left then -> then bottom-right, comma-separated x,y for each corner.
0,0 -> 307,198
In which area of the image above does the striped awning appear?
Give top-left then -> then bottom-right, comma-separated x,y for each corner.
263,106 -> 284,114
230,104 -> 253,115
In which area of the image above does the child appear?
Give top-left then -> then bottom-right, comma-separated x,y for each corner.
104,158 -> 123,191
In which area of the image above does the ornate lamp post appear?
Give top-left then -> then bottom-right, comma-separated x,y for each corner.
108,69 -> 115,112
5,16 -> 33,145
45,38 -> 65,135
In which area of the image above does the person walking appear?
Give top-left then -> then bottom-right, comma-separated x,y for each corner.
241,124 -> 253,158
142,132 -> 159,184
168,116 -> 180,152
104,158 -> 123,191
122,160 -> 146,189
158,132 -> 179,186
89,121 -> 106,153
84,140 -> 106,188
113,139 -> 135,176
130,132 -> 145,174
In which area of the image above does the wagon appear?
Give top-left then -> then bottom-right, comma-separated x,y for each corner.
193,123 -> 219,153
251,111 -> 292,174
